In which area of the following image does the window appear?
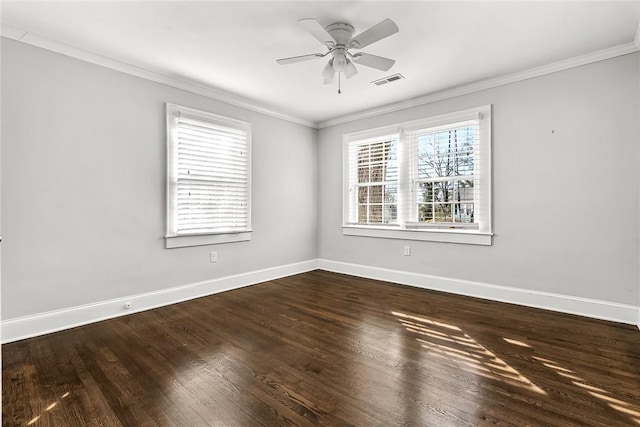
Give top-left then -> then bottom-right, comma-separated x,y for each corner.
165,103 -> 251,248
343,105 -> 492,245
409,119 -> 479,229
346,134 -> 399,225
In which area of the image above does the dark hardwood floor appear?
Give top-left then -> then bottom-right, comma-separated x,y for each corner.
3,270 -> 640,426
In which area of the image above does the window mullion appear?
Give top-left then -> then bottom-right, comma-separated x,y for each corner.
397,129 -> 411,228
452,129 -> 457,223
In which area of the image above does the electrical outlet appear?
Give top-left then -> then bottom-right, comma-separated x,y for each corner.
210,251 -> 218,263
404,246 -> 411,256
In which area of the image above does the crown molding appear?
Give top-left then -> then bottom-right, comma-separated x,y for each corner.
0,24 -> 317,129
317,42 -> 640,128
0,23 -> 26,40
2,23 -> 638,131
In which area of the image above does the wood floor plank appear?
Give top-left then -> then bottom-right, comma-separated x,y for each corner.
3,270 -> 640,426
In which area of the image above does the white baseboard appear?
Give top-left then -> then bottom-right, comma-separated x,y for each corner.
317,259 -> 640,326
1,260 -> 318,344
3,258 -> 638,343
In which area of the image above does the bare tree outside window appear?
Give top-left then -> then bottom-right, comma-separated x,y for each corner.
416,125 -> 476,224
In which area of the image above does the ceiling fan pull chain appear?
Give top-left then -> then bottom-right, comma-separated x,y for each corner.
338,73 -> 342,94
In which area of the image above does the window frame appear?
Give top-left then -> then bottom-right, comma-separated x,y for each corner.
345,132 -> 400,226
165,103 -> 252,249
342,105 -> 492,246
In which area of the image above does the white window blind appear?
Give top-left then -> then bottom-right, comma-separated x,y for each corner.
166,104 -> 251,239
346,134 -> 399,225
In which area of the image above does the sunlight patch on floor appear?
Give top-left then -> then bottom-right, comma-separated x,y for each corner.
535,355 -> 640,425
572,382 -> 608,394
26,391 -> 71,426
391,311 -> 546,395
503,337 -> 531,348
555,371 -> 584,381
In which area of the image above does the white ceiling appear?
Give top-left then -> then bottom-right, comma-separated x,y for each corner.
2,1 -> 639,125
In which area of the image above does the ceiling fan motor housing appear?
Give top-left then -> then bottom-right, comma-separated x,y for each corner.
324,23 -> 355,46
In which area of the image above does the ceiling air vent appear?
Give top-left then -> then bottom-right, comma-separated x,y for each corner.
372,73 -> 405,86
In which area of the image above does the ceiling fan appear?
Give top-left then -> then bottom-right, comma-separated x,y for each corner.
276,18 -> 399,91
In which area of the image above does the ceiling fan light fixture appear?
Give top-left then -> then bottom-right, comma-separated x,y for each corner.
332,51 -> 348,72
322,59 -> 335,81
344,60 -> 358,79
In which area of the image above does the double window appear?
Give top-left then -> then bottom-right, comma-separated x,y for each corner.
165,104 -> 251,248
343,105 -> 492,245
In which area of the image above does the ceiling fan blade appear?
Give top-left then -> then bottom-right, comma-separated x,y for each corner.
344,60 -> 358,79
322,59 -> 335,80
276,53 -> 324,65
352,53 -> 395,71
350,19 -> 399,49
298,18 -> 335,46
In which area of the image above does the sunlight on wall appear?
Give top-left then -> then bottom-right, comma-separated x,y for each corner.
391,311 -> 546,395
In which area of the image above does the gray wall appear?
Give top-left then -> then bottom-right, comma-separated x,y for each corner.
2,39 -> 318,319
318,53 -> 640,306
3,38 -> 639,321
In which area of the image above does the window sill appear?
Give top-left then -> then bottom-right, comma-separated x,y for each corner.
342,226 -> 492,246
165,231 -> 252,249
